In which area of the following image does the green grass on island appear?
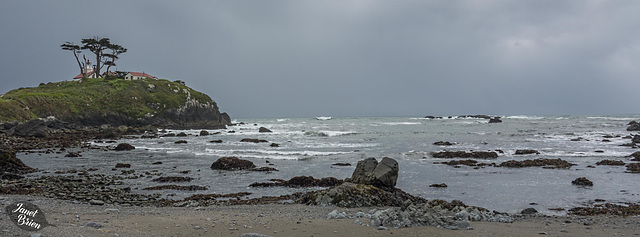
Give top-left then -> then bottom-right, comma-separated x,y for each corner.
0,77 -> 215,123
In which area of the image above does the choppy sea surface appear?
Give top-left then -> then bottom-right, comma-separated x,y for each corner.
19,115 -> 640,214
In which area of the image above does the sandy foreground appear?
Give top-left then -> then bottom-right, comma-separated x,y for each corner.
1,195 -> 639,237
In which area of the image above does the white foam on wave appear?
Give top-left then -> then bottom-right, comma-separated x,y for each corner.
304,130 -> 358,137
380,122 -> 422,126
198,148 -> 351,160
587,116 -> 638,121
505,115 -> 545,120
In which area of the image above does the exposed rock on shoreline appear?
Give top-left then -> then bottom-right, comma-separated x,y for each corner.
249,176 -> 343,188
345,157 -> 399,190
0,143 -> 35,179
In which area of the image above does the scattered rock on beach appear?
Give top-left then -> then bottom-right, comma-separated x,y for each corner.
152,176 -> 194,183
199,130 -> 209,136
628,151 -> 640,161
174,140 -> 188,144
210,156 -> 256,171
347,199 -> 513,229
250,176 -> 342,188
572,177 -> 593,186
143,185 -> 207,191
259,127 -> 272,133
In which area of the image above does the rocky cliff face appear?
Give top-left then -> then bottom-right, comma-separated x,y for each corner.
0,78 -> 231,130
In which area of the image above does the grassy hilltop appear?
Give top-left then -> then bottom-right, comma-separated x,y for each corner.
0,78 -> 223,127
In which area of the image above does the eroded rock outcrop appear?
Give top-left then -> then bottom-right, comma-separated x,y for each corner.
0,143 -> 35,179
345,157 -> 399,189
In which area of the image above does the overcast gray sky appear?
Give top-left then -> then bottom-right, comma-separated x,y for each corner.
1,1 -> 639,118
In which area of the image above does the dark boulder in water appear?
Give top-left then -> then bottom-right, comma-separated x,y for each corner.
152,176 -> 194,183
514,149 -> 540,155
433,141 -> 455,146
488,117 -> 502,123
114,143 -> 135,151
240,138 -> 269,143
626,163 -> 640,173
572,177 -> 593,186
596,160 -> 625,166
259,127 -> 272,133
211,156 -> 256,171
627,121 -> 640,131
521,208 -> 538,215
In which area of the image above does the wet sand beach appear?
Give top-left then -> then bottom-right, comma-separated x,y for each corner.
1,196 -> 639,237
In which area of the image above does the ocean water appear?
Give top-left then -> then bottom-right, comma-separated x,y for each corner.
19,115 -> 640,214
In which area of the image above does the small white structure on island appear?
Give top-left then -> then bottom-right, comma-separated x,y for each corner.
124,72 -> 158,80
72,60 -> 99,79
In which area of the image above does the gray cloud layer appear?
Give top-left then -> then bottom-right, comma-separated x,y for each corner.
1,1 -> 639,118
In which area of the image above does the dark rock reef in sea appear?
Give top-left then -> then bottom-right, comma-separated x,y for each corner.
498,158 -> 575,169
431,151 -> 499,159
210,157 -> 256,171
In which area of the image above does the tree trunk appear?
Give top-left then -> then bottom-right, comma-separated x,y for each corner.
72,50 -> 85,78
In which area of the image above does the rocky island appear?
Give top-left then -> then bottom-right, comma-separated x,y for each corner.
0,78 -> 230,142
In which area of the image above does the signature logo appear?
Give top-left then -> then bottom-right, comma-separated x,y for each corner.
5,201 -> 56,231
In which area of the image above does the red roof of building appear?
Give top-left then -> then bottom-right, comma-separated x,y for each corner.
129,72 -> 157,79
73,70 -> 94,79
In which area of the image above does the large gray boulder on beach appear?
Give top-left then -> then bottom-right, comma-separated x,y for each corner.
346,157 -> 399,189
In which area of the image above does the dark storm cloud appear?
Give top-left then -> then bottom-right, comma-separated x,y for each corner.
2,1 -> 640,118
